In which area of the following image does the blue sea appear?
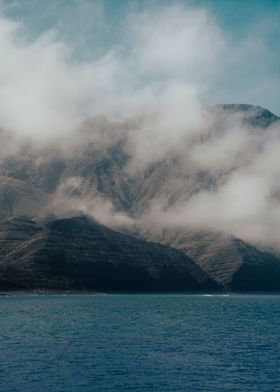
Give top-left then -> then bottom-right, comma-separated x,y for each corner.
0,294 -> 279,392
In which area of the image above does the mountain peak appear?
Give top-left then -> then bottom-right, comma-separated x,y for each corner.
214,104 -> 279,128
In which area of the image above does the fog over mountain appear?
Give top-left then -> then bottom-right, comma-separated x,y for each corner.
0,2 -> 280,291
2,104 -> 279,249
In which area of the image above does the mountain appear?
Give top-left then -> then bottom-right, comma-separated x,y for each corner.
0,104 -> 279,291
0,176 -> 48,222
139,228 -> 280,291
216,104 -> 279,128
0,216 -> 219,292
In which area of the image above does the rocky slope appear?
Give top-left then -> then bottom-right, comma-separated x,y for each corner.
0,176 -> 48,222
0,216 -> 219,291
140,228 -> 280,291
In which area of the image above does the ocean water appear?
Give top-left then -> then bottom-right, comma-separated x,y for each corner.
0,294 -> 279,392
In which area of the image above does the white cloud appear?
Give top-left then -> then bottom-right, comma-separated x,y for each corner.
127,4 -> 225,79
0,2 -> 279,250
0,3 -> 225,149
140,118 -> 280,249
49,177 -> 134,228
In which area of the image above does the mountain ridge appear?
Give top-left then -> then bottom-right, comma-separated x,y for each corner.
0,104 -> 279,291
0,216 -> 220,292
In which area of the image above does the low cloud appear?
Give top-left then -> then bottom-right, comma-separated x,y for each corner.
0,4 -> 225,148
139,117 -> 280,249
0,2 -> 279,250
49,177 -> 134,229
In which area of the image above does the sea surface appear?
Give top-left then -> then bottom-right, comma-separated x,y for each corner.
0,293 -> 279,392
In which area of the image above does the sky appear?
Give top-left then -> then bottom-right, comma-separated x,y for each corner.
0,0 -> 280,115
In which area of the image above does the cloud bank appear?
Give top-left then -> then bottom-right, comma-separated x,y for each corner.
139,110 -> 280,249
0,2 -> 279,250
0,4 -> 224,142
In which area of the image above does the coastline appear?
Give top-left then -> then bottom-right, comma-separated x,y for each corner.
1,290 -> 280,296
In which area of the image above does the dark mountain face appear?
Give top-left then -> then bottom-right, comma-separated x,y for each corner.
0,104 -> 279,291
139,228 -> 280,291
0,216 -> 219,292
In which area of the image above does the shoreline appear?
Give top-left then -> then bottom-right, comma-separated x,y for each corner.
1,290 -> 280,296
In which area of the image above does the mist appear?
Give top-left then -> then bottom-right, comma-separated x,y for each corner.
0,2 -> 280,250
